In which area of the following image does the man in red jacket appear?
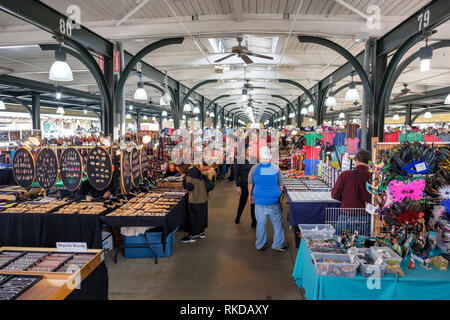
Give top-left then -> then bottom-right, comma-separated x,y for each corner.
331,149 -> 372,208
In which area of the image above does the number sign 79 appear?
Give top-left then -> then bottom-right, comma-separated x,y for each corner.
418,9 -> 430,32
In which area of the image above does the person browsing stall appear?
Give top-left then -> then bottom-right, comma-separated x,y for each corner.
248,146 -> 287,252
331,149 -> 372,208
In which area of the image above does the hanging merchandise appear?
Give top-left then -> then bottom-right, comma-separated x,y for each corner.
333,131 -> 346,146
303,158 -> 320,176
347,137 -> 360,154
303,145 -> 321,160
321,131 -> 336,145
345,123 -> 359,139
424,134 -> 442,143
304,132 -> 323,147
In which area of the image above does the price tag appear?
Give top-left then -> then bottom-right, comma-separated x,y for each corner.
415,162 -> 426,172
56,242 -> 87,253
365,203 -> 377,215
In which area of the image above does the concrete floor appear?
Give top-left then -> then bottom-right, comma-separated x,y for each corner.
105,178 -> 303,300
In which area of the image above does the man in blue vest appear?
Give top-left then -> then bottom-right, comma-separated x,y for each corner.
248,146 -> 287,251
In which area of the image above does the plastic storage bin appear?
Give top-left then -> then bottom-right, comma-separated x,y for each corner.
371,247 -> 403,266
306,239 -> 346,254
299,224 -> 335,240
123,228 -> 177,258
312,253 -> 359,277
348,247 -> 387,278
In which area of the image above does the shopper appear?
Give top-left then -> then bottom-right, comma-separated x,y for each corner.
234,145 -> 257,228
248,146 -> 287,252
331,149 -> 372,208
180,164 -> 208,243
331,149 -> 372,235
164,162 -> 179,177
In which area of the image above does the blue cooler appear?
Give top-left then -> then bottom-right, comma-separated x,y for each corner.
123,228 -> 178,258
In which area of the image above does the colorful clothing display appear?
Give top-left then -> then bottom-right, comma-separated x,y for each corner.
347,137 -> 359,154
303,159 -> 320,176
424,134 -> 442,143
384,131 -> 400,142
321,132 -> 335,145
303,146 -> 321,160
305,133 -> 323,147
345,124 -> 359,139
400,132 -> 424,142
441,134 -> 450,142
332,145 -> 347,162
333,132 -> 346,146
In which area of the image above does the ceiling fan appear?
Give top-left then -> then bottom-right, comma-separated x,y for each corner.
243,79 -> 266,90
394,83 -> 425,99
214,36 -> 274,64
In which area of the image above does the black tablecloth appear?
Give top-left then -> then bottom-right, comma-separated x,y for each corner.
0,168 -> 14,186
66,261 -> 109,300
0,212 -> 103,249
100,196 -> 187,251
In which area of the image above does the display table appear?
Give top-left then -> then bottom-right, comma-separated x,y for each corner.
0,212 -> 103,249
285,190 -> 340,247
100,195 -> 187,264
292,238 -> 450,300
0,247 -> 108,300
0,167 -> 14,186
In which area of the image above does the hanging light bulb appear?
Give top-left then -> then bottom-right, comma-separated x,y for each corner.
419,44 -> 432,72
308,104 -> 314,113
56,105 -> 64,115
126,113 -> 131,119
183,103 -> 191,112
393,114 -> 400,120
193,106 -> 200,114
160,91 -> 171,106
0,99 -> 5,110
84,109 -> 87,114
129,105 -> 133,110
325,92 -> 337,107
163,117 -> 167,122
162,110 -> 167,116
345,78 -> 359,101
49,47 -> 73,82
195,116 -> 199,121
309,117 -> 313,122
444,92 -> 450,105
246,106 -> 252,114
182,115 -> 186,120
424,111 -> 432,119
152,116 -> 156,121
289,112 -> 295,118
300,107 -> 307,115
143,115 -> 148,120
209,112 -> 214,117
56,88 -> 62,100
134,75 -> 148,101
339,112 -> 345,119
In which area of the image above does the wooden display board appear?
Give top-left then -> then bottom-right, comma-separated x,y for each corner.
131,147 -> 141,186
120,149 -> 132,194
12,147 -> 36,189
0,247 -> 103,300
35,148 -> 59,190
59,147 -> 84,192
86,146 -> 113,191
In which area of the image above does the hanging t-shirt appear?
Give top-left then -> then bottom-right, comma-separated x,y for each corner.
399,133 -> 408,142
321,132 -> 336,145
423,134 -> 442,143
305,132 -> 323,147
303,159 -> 320,176
386,132 -> 400,142
333,132 -> 346,146
440,134 -> 450,142
347,137 -> 360,154
332,145 -> 347,162
303,145 -> 321,160
406,132 -> 424,142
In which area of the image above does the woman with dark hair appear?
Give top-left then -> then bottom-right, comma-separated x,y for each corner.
180,164 -> 209,243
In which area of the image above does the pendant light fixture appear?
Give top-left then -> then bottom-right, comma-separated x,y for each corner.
152,116 -> 156,121
193,105 -> 200,114
129,105 -> 133,110
325,91 -> 337,107
162,110 -> 167,117
182,115 -> 186,120
0,99 -> 5,110
84,109 -> 87,114
160,71 -> 171,106
126,113 -> 131,119
444,92 -> 450,105
209,111 -> 214,117
289,112 -> 295,118
56,105 -> 65,115
308,104 -> 314,113
300,107 -> 307,115
163,117 -> 167,122
195,116 -> 199,121
309,117 -> 313,122
143,115 -> 148,120
419,38 -> 432,72
49,46 -> 73,82
183,103 -> 191,112
338,112 -> 345,119
393,114 -> 400,120
134,73 -> 148,101
424,110 -> 432,119
345,73 -> 359,101
56,87 -> 62,100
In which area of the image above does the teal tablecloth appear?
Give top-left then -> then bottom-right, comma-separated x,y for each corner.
292,238 -> 450,300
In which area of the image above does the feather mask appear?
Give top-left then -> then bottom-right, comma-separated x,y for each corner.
388,179 -> 426,202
